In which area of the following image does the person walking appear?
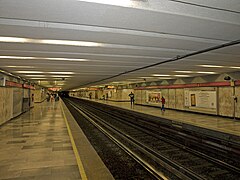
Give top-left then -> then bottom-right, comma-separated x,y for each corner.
161,96 -> 165,112
129,92 -> 135,105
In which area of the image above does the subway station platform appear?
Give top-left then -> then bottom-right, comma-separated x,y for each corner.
0,100 -> 113,180
87,98 -> 240,137
1,98 -> 240,180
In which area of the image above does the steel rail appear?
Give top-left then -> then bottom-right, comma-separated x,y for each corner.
66,99 -> 205,180
68,98 -> 240,175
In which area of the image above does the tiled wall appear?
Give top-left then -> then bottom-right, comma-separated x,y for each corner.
134,85 -> 239,118
168,89 -> 176,109
218,87 -> 234,117
175,89 -> 184,110
34,89 -> 46,103
235,86 -> 240,118
13,88 -> 23,117
0,87 -> 13,125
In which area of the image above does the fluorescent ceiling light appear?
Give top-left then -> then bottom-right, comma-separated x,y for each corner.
79,0 -> 132,7
0,55 -> 89,62
49,72 -> 75,74
139,77 -> 155,79
127,79 -> 141,81
29,78 -> 47,79
174,75 -> 191,77
0,36 -> 102,47
6,65 -> 35,68
25,75 -> 46,77
196,71 -> 216,74
51,75 -> 72,78
0,56 -> 37,59
16,71 -> 44,73
0,37 -> 29,43
157,77 -> 173,79
230,66 -> 240,69
198,65 -> 223,68
152,74 -> 171,77
45,58 -> 88,61
174,71 -> 193,73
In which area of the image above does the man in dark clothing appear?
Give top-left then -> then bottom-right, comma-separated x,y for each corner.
161,96 -> 165,111
129,92 -> 135,105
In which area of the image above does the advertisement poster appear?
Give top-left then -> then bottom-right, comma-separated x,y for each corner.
191,94 -> 196,106
146,91 -> 161,104
184,90 -> 216,109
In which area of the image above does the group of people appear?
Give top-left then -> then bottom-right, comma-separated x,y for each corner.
128,92 -> 166,112
46,93 -> 59,102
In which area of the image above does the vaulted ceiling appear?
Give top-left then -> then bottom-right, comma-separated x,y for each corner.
0,0 -> 239,90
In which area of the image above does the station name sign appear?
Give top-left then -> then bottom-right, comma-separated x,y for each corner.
5,80 -> 35,89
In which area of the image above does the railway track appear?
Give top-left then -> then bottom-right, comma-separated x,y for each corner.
64,98 -> 240,180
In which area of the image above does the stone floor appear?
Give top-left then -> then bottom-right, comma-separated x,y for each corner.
0,101 -> 80,180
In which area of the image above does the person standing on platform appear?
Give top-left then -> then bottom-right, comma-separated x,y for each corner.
161,96 -> 165,112
129,92 -> 135,105
50,94 -> 54,102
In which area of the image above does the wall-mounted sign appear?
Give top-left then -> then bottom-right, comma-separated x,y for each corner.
48,87 -> 61,91
23,84 -> 35,90
5,80 -> 22,88
185,90 -> 216,109
146,91 -> 161,104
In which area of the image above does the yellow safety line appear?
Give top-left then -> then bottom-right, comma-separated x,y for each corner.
60,103 -> 88,180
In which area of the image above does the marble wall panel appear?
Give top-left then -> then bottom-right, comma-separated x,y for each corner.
218,87 -> 234,117
13,88 -> 23,117
30,90 -> 34,107
118,89 -> 132,101
116,90 -> 122,100
34,90 -> 42,102
135,90 -> 142,104
34,89 -> 46,102
23,88 -> 29,98
141,90 -> 147,104
235,86 -> 240,118
168,89 -> 176,109
0,87 -> 13,125
175,89 -> 184,110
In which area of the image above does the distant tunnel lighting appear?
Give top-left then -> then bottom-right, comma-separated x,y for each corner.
198,65 -> 223,68
152,74 -> 171,77
0,36 -> 102,47
0,56 -> 89,62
